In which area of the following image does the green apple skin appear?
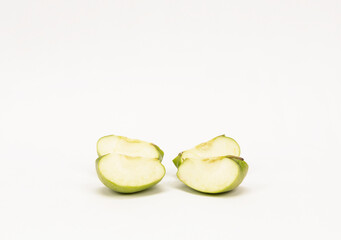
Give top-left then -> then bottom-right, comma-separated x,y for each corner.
96,155 -> 166,193
177,155 -> 248,194
172,153 -> 183,168
151,143 -> 164,161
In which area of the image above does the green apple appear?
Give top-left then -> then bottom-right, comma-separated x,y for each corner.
173,135 -> 248,194
96,135 -> 165,193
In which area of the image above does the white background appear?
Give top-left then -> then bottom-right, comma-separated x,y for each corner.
1,1 -> 340,239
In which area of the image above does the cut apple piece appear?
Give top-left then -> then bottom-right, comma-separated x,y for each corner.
177,156 -> 248,193
96,135 -> 165,193
96,153 -> 165,193
173,135 -> 240,168
173,135 -> 247,194
97,135 -> 164,160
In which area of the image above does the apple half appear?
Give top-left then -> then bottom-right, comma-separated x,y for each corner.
96,135 -> 165,193
173,135 -> 248,194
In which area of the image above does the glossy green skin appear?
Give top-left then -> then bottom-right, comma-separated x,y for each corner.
96,135 -> 165,193
96,155 -> 166,193
177,155 -> 248,194
151,143 -> 164,161
172,153 -> 183,168
172,135 -> 240,168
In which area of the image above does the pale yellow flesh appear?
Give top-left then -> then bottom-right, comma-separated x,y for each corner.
99,153 -> 165,187
97,135 -> 159,158
178,158 -> 240,193
181,136 -> 240,160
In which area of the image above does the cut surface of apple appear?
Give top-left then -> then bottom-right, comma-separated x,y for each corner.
96,135 -> 165,193
177,156 -> 248,193
173,135 -> 240,168
173,135 -> 248,194
97,135 -> 163,160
